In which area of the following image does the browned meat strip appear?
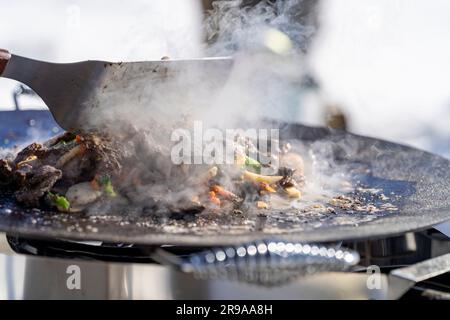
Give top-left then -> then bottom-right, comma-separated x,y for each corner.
82,133 -> 123,177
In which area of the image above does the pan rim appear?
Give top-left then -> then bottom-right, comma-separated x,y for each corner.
1,206 -> 449,246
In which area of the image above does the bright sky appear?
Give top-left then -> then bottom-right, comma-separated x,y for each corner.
0,0 -> 203,109
310,0 -> 450,156
1,0 -> 449,156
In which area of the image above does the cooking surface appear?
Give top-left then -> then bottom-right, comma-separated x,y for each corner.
0,123 -> 449,245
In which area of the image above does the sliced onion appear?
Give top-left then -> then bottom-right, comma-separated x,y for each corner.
242,170 -> 283,184
56,144 -> 86,168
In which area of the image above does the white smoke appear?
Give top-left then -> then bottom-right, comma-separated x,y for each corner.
204,0 -> 315,56
83,0 -> 317,139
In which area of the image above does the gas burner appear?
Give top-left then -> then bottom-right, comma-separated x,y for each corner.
2,227 -> 449,299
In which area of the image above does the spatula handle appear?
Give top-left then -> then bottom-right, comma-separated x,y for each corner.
0,49 -> 11,75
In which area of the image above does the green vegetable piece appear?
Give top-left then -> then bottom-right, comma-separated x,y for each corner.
98,175 -> 117,197
104,182 -> 117,197
244,156 -> 261,173
47,192 -> 70,211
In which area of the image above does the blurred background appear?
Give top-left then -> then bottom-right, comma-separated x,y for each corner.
0,0 -> 449,158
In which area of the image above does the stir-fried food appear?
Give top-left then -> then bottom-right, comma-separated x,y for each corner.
0,129 -> 304,214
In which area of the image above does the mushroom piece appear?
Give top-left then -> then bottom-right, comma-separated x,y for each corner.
65,182 -> 102,212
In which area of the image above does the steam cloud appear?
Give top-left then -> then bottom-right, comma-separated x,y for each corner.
82,0 -> 317,133
75,0 -> 333,213
204,0 -> 316,56
5,1 -> 354,215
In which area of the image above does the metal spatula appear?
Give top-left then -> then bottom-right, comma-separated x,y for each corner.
0,49 -> 232,131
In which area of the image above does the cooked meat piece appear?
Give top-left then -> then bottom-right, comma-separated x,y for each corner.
57,149 -> 97,185
13,143 -> 43,165
278,167 -> 296,188
82,133 -> 123,177
13,163 -> 33,187
0,159 -> 13,186
59,155 -> 84,182
14,165 -> 62,207
2,131 -> 132,208
15,140 -> 78,169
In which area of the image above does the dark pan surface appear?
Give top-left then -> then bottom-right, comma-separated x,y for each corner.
0,123 -> 449,245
